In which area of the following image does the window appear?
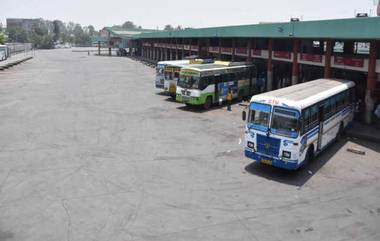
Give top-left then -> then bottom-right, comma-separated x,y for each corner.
248,102 -> 271,131
302,105 -> 319,134
323,98 -> 334,119
271,108 -> 299,138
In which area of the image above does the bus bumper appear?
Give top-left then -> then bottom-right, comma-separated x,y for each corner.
176,94 -> 203,105
155,83 -> 164,89
245,149 -> 300,170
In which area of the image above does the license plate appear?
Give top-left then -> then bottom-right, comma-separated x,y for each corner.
182,96 -> 190,101
261,159 -> 272,166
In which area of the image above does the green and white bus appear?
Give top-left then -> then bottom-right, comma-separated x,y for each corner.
163,59 -> 213,99
176,62 -> 256,109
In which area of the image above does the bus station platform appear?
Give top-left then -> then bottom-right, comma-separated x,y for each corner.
0,53 -> 33,70
346,121 -> 380,143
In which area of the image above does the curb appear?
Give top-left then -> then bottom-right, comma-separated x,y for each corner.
0,56 -> 33,71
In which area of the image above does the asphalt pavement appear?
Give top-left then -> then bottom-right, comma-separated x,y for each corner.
0,49 -> 379,241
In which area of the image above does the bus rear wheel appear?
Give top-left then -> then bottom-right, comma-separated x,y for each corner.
203,96 -> 212,109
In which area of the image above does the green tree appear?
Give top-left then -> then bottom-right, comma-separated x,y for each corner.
164,24 -> 174,31
53,20 -> 65,42
122,21 -> 136,29
0,33 -> 6,44
87,25 -> 96,36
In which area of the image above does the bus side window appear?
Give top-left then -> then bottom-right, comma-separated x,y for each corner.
323,99 -> 332,120
310,105 -> 319,127
302,108 -> 311,134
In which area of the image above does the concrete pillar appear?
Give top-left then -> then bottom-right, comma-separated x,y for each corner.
218,38 -> 222,60
324,40 -> 333,79
206,38 -> 210,58
197,39 -> 201,58
181,39 -> 185,59
365,40 -> 378,124
232,39 -> 236,62
247,39 -> 253,62
292,39 -> 300,85
267,39 -> 273,91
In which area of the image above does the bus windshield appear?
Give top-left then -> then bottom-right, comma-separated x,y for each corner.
248,102 -> 271,132
178,75 -> 200,89
270,107 -> 299,138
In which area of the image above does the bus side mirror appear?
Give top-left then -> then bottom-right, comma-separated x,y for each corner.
242,111 -> 247,121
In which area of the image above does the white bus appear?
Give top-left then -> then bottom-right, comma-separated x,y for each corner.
163,59 -> 213,99
242,78 -> 355,170
155,60 -> 190,89
176,61 -> 256,109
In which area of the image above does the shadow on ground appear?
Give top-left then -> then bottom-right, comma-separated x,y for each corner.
176,100 -> 246,113
245,139 -> 348,187
0,230 -> 14,241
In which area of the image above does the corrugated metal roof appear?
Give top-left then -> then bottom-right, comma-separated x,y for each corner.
133,17 -> 380,40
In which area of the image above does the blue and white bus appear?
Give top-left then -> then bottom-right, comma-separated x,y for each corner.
155,60 -> 190,89
242,78 -> 355,170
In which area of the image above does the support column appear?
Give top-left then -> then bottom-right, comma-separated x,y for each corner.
267,39 -> 273,91
324,40 -> 333,78
218,38 -> 222,60
292,39 -> 300,86
232,39 -> 236,62
206,38 -> 210,58
247,39 -> 253,62
197,39 -> 201,58
181,39 -> 185,59
175,39 -> 179,60
365,40 -> 378,124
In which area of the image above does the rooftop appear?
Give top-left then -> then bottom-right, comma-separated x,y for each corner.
133,17 -> 380,40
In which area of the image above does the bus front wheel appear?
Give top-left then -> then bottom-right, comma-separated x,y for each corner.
303,146 -> 314,168
204,96 -> 212,109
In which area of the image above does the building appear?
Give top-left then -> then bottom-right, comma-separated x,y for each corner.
131,17 -> 380,123
93,27 -> 158,55
6,18 -> 43,31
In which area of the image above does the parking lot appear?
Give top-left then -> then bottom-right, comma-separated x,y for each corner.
0,49 -> 380,241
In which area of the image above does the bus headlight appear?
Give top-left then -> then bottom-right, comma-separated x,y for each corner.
283,151 -> 291,159
247,141 -> 255,149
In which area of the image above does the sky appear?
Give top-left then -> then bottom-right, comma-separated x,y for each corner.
0,0 -> 378,30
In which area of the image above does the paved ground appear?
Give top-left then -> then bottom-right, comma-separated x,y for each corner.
0,49 -> 380,241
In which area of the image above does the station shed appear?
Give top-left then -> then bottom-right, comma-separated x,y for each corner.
130,17 -> 380,123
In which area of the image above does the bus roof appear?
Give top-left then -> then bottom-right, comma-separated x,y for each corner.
181,63 -> 253,72
251,78 -> 355,110
157,60 -> 190,66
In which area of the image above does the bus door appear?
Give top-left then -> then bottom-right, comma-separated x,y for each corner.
214,74 -> 221,103
317,104 -> 325,151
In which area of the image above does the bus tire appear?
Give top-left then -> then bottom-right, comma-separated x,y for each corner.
337,122 -> 344,141
303,146 -> 314,167
204,96 -> 212,109
237,90 -> 244,102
